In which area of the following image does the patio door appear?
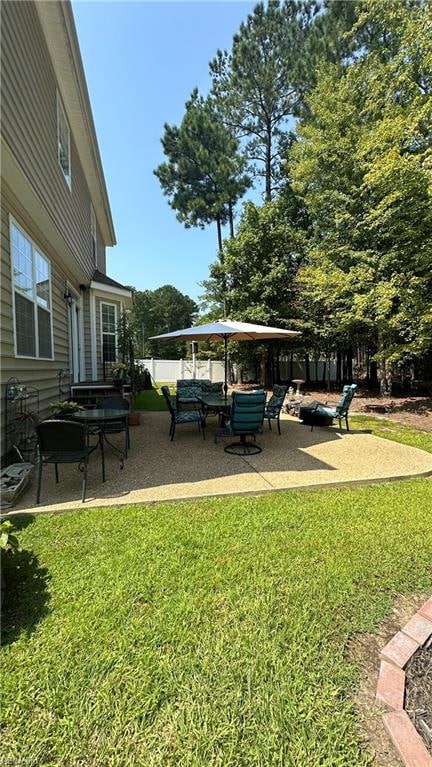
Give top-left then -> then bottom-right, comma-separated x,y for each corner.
68,290 -> 83,383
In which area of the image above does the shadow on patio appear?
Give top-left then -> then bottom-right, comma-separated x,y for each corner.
8,412 -> 432,515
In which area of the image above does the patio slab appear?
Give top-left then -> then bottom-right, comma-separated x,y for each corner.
6,413 -> 432,516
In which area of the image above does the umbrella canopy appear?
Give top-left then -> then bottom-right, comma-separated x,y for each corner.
150,319 -> 300,395
150,319 -> 299,343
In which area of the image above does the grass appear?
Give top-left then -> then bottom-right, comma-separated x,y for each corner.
134,381 -> 176,411
1,420 -> 432,767
350,413 -> 432,453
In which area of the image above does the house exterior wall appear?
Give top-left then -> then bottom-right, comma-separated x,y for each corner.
0,0 -> 105,283
0,185 -> 76,447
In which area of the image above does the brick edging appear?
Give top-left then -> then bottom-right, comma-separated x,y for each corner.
376,596 -> 432,767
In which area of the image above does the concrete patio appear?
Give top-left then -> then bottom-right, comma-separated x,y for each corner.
7,412 -> 432,516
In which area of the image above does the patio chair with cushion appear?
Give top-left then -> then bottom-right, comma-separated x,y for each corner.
215,390 -> 266,455
162,386 -> 206,441
36,419 -> 100,504
103,395 -> 131,456
176,379 -> 210,409
264,384 -> 288,434
306,384 -> 358,432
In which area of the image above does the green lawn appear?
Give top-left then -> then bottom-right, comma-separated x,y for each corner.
1,421 -> 431,767
134,381 -> 176,411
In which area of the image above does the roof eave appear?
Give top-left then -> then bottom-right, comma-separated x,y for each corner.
35,1 -> 116,246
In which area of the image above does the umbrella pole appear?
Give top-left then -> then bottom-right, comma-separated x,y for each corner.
224,336 -> 228,399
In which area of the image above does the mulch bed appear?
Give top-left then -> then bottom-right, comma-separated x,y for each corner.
405,642 -> 432,754
234,384 -> 432,432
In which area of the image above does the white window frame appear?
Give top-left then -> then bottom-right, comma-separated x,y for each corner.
100,301 -> 117,363
90,204 -> 97,266
10,217 -> 54,360
56,89 -> 71,189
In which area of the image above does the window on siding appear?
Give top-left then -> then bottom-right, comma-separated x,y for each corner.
57,91 -> 71,188
91,205 -> 97,265
11,222 -> 53,359
101,303 -> 117,362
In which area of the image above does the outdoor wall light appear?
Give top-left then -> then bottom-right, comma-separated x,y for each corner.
63,287 -> 73,306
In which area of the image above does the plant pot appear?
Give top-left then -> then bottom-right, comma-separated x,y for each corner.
128,412 -> 141,426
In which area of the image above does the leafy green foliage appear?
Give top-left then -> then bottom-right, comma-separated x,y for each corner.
210,0 -> 318,200
154,89 -> 250,247
0,520 -> 20,554
134,285 -> 198,359
290,0 -> 432,386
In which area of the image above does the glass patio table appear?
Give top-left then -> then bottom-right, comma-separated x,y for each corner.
198,395 -> 232,425
72,408 -> 129,481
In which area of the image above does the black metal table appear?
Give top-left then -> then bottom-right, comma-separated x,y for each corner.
73,409 -> 129,481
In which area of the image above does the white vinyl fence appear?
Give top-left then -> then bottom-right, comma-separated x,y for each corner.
138,359 -> 225,383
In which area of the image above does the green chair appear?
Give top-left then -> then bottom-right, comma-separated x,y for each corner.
215,390 -> 266,455
161,386 -> 206,441
310,384 -> 358,431
264,384 -> 288,434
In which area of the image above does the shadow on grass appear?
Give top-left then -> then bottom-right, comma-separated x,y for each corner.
1,517 -> 50,646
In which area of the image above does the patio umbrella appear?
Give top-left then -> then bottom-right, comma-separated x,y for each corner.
149,319 -> 300,396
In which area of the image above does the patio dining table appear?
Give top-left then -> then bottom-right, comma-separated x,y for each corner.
72,408 -> 129,481
199,395 -> 232,426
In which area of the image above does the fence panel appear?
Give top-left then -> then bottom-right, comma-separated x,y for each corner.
138,359 -> 225,383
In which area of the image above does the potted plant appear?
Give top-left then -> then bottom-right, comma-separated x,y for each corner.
50,400 -> 84,417
111,362 -> 128,388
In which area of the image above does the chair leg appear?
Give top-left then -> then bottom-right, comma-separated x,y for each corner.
82,458 -> 88,503
127,425 -> 130,448
55,463 -> 59,483
277,416 -> 281,435
202,420 -> 206,440
346,414 -> 349,431
171,423 -> 175,441
100,434 -> 105,483
268,418 -> 272,431
36,457 -> 43,504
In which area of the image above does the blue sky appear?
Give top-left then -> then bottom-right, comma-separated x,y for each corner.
72,1 -> 256,302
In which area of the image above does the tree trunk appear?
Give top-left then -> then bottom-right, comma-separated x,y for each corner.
322,359 -> 327,384
377,333 -> 391,396
228,202 -> 234,239
304,354 -> 310,384
265,123 -> 272,202
336,349 -> 342,388
289,352 -> 294,383
327,354 -> 331,392
346,347 -> 353,383
216,215 -> 223,256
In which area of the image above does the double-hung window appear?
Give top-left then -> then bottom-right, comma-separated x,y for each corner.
57,90 -> 71,188
101,302 -> 117,362
11,221 -> 53,359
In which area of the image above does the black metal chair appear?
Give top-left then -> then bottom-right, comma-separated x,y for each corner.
264,384 -> 288,434
36,420 -> 99,504
103,396 -> 131,457
161,386 -> 206,441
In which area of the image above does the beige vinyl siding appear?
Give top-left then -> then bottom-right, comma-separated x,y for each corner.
0,191 -> 74,438
1,0 -> 100,282
96,220 -> 106,273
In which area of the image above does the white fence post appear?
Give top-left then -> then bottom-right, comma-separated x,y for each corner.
150,358 -> 155,381
179,359 -> 184,379
208,358 -> 212,381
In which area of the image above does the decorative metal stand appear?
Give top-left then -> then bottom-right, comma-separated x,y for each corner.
4,378 -> 39,465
